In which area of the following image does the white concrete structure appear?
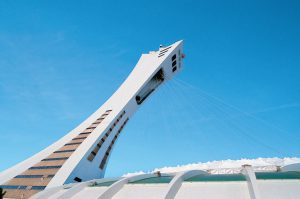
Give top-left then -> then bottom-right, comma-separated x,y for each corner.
1,40 -> 300,199
0,41 -> 184,198
31,165 -> 300,199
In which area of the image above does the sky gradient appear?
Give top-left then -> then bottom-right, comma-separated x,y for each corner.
0,0 -> 299,177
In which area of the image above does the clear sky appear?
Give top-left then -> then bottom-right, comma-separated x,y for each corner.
0,0 -> 299,177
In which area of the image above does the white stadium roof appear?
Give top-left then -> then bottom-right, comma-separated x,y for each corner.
29,162 -> 300,199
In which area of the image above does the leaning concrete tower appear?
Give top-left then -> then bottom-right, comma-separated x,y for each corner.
0,40 -> 184,198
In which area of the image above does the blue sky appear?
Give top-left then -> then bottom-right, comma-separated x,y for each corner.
0,0 -> 299,177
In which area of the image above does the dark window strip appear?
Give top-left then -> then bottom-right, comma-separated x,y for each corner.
31,186 -> 46,190
79,132 -> 91,135
87,112 -> 126,162
15,175 -> 43,178
172,60 -> 177,66
15,174 -> 55,179
0,185 -> 46,190
87,127 -> 96,129
54,150 -> 75,153
72,137 -> 86,140
160,49 -> 169,53
65,142 -> 81,146
87,154 -> 94,161
172,54 -> 176,61
160,46 -> 172,52
161,46 -> 172,50
99,156 -> 108,170
99,118 -> 129,169
74,177 -> 82,182
0,185 -> 27,190
100,141 -> 105,146
42,157 -> 68,161
29,166 -> 62,170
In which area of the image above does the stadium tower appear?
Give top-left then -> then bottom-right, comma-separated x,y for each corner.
0,41 -> 184,198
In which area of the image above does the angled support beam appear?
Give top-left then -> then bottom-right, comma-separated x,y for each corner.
242,165 -> 261,199
56,181 -> 92,199
55,178 -> 118,199
96,173 -> 159,199
30,184 -> 73,199
164,170 -> 207,199
30,178 -> 118,199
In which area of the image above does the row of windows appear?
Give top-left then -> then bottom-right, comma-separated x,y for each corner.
1,185 -> 47,190
31,186 -> 46,190
72,137 -> 86,141
67,110 -> 113,183
75,110 -> 112,142
14,174 -> 54,178
85,110 -> 112,130
42,157 -> 68,161
1,110 -> 114,196
0,185 -> 46,190
86,126 -> 95,130
0,185 -> 27,190
15,175 -> 42,178
90,111 -> 112,132
160,47 -> 170,53
158,46 -> 172,58
64,142 -> 81,146
3,110 -> 114,194
99,118 -> 129,170
96,110 -> 112,120
172,54 -> 176,61
171,54 -> 177,72
78,110 -> 112,135
54,149 -> 76,153
172,60 -> 176,67
160,46 -> 172,52
49,110 -> 113,170
79,132 -> 91,135
87,111 -> 126,162
29,166 -> 62,170
92,121 -> 101,125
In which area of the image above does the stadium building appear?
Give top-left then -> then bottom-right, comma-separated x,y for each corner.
0,41 -> 299,199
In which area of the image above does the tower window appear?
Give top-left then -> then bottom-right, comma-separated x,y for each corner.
172,54 -> 176,61
136,69 -> 164,105
172,61 -> 176,67
74,177 -> 82,182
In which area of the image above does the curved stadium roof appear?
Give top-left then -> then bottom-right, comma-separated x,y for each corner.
28,163 -> 300,199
